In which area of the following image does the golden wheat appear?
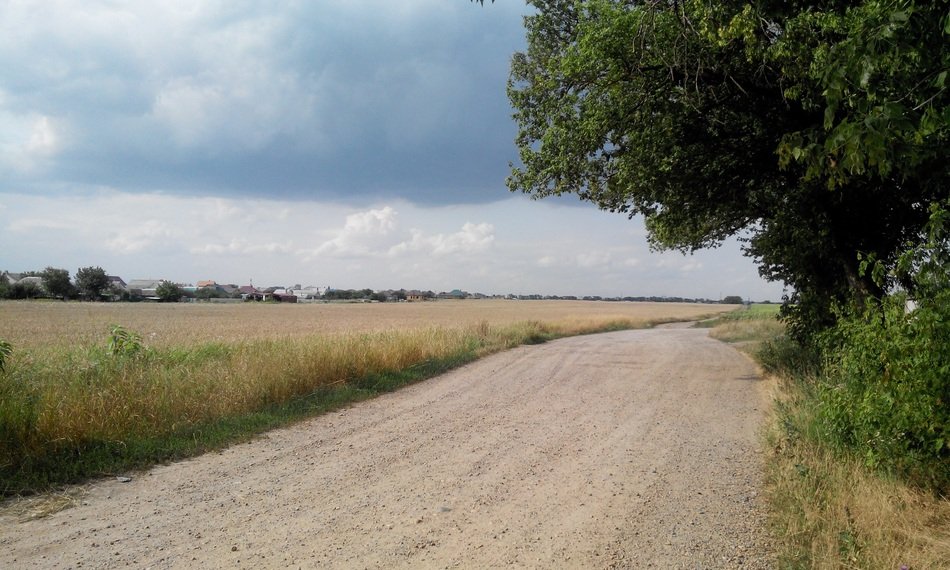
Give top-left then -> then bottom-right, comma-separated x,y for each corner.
0,299 -> 731,349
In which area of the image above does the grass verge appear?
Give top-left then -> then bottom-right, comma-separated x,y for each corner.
703,307 -> 950,568
696,303 -> 784,345
1,316 -> 677,496
765,372 -> 950,569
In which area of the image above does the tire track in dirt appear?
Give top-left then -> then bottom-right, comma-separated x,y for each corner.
0,326 -> 772,568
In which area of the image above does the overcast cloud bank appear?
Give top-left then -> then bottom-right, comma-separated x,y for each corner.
0,1 -> 787,300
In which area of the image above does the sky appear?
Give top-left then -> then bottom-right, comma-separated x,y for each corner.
0,1 -> 788,301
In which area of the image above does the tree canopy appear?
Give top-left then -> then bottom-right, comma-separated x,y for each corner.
40,267 -> 74,300
507,0 -> 949,338
75,266 -> 110,301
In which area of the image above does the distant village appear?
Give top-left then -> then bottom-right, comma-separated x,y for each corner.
0,268 -> 743,305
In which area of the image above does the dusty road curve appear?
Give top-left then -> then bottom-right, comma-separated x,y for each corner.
1,326 -> 773,569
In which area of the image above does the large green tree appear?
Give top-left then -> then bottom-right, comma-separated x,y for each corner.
39,267 -> 74,300
75,266 -> 110,301
508,0 -> 949,339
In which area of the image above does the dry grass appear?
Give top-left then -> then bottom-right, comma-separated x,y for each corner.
708,318 -> 786,344
21,327 -> 475,446
765,375 -> 950,569
0,487 -> 85,521
0,299 -> 732,350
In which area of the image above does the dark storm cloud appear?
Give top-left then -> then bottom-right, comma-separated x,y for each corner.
0,1 -> 529,204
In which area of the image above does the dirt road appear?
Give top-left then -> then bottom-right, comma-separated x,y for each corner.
0,326 -> 773,568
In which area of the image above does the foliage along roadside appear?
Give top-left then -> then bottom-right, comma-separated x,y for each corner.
760,333 -> 950,568
705,303 -> 950,568
0,315 -> 690,496
811,200 -> 950,491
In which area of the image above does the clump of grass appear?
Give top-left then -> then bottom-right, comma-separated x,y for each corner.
0,316 -> 665,495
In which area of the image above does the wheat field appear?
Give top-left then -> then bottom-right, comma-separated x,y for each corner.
0,299 -> 734,349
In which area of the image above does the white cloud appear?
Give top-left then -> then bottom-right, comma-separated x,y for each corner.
106,220 -> 175,254
202,199 -> 243,223
680,260 -> 703,272
189,239 -> 293,256
27,116 -> 59,155
8,217 -> 77,232
655,256 -> 704,273
311,207 -> 398,258
389,222 -> 494,257
0,112 -> 63,173
575,251 -> 611,268
344,207 -> 397,235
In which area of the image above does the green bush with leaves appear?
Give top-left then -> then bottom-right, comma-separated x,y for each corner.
817,293 -> 950,490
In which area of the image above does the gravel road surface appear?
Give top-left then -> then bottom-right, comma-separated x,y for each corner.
1,325 -> 773,568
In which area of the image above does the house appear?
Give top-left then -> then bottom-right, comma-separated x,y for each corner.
239,285 -> 272,302
219,284 -> 240,296
14,276 -> 44,290
290,285 -> 326,299
126,279 -> 163,298
0,271 -> 23,285
196,279 -> 217,288
437,289 -> 467,300
107,276 -> 127,290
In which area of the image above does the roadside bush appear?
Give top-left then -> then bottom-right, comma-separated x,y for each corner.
816,292 -> 950,490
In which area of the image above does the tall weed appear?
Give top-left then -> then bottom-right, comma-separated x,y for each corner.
0,339 -> 12,372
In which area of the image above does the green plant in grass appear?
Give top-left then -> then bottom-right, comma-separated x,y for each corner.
107,325 -> 145,358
